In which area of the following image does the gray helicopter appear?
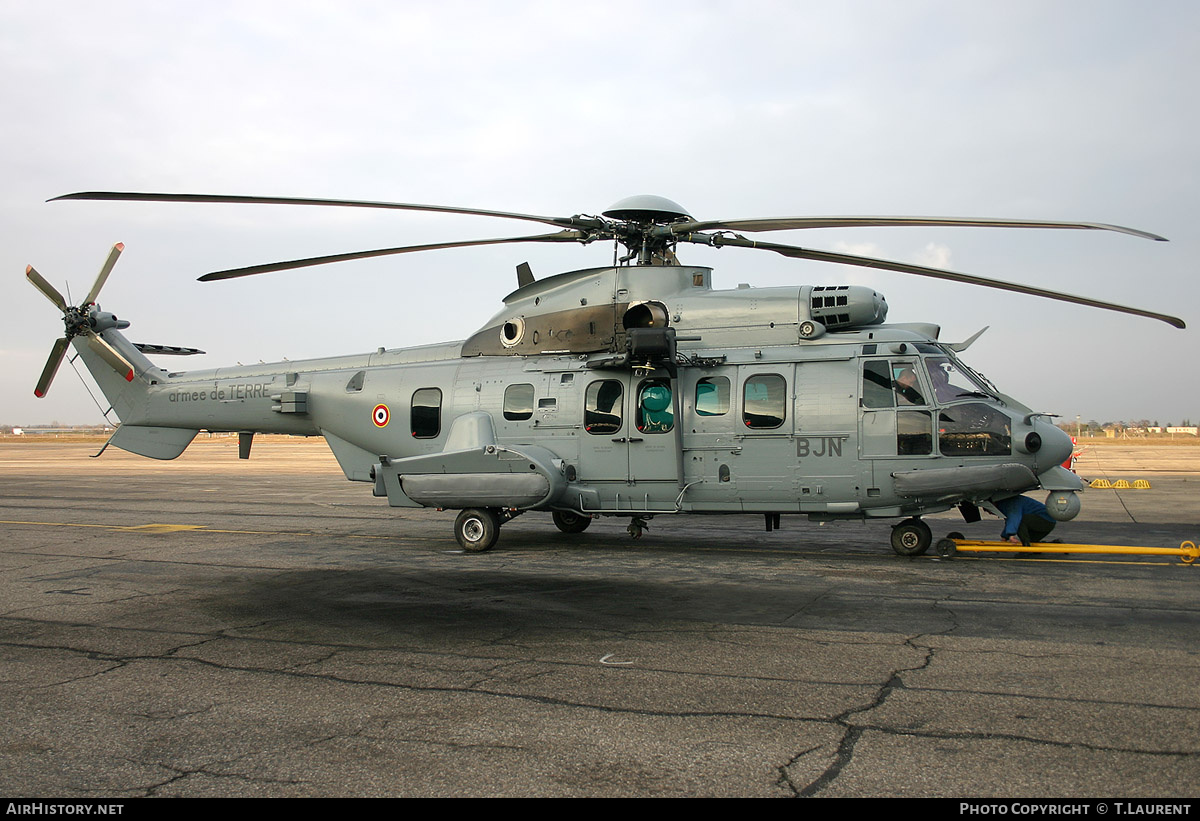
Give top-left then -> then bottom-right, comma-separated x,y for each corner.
27,192 -> 1185,554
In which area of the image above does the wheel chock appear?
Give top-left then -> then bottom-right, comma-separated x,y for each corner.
1087,478 -> 1152,489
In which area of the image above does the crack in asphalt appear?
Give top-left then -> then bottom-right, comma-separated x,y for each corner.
789,640 -> 935,797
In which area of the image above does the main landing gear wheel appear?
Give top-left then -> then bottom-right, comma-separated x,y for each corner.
454,508 -> 500,553
552,511 -> 592,534
890,517 -> 932,556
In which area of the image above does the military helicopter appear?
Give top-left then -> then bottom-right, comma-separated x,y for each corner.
26,192 -> 1185,554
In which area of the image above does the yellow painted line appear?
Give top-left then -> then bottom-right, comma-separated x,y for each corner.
0,519 -> 397,540
118,524 -> 207,533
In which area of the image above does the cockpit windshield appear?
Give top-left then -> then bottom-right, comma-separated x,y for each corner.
922,351 -> 997,403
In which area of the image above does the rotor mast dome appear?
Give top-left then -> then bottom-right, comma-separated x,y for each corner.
603,195 -> 692,223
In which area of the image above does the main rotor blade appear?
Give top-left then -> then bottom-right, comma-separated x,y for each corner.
674,216 -> 1167,242
85,334 -> 135,381
83,242 -> 124,306
26,265 -> 67,311
708,234 -> 1186,329
197,230 -> 587,281
52,191 -> 601,233
34,337 -> 70,398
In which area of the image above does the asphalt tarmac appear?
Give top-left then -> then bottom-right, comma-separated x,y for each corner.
1,436 -> 1197,797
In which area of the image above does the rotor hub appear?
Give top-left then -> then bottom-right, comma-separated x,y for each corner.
63,306 -> 90,337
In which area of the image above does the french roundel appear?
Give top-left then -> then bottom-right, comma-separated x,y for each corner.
372,404 -> 390,427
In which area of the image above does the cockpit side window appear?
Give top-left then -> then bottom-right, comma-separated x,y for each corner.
892,363 -> 926,406
897,410 -> 933,455
863,360 -> 894,409
863,360 -> 926,407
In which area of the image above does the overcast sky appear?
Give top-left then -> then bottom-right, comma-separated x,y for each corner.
2,0 -> 1196,427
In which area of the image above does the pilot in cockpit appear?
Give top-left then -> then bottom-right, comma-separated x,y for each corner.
894,368 -> 925,406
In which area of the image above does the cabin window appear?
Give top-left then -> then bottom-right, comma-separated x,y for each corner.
938,403 -> 1011,456
897,410 -> 933,455
695,377 -> 730,417
636,379 -> 674,434
411,388 -> 441,438
503,383 -> 534,421
345,370 -> 365,393
742,374 -> 786,429
584,380 -> 623,434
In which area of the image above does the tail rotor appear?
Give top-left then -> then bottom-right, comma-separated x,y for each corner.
26,243 -> 135,397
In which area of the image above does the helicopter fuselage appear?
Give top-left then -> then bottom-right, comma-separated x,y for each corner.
76,264 -> 1078,548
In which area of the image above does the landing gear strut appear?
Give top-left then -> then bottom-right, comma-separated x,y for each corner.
890,517 -> 932,556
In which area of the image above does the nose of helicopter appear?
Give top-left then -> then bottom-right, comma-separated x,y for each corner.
1038,421 -> 1074,470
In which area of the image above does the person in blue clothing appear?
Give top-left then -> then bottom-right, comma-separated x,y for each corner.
994,495 -> 1057,545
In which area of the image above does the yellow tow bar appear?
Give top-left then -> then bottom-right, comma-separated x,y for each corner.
935,538 -> 1198,564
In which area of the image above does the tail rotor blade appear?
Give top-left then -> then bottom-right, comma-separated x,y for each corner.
86,334 -> 135,382
83,243 -> 124,306
26,266 -> 67,311
34,337 -> 70,398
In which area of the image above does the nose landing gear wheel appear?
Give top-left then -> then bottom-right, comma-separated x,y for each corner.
890,517 -> 932,556
455,508 -> 500,552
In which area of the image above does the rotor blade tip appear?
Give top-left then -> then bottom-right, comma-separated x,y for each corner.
115,242 -> 125,251
34,388 -> 45,398
25,265 -> 32,274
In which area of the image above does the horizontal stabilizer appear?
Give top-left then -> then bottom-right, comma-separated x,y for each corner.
106,425 -> 199,460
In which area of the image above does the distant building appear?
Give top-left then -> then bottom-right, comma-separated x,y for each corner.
1166,426 -> 1199,436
